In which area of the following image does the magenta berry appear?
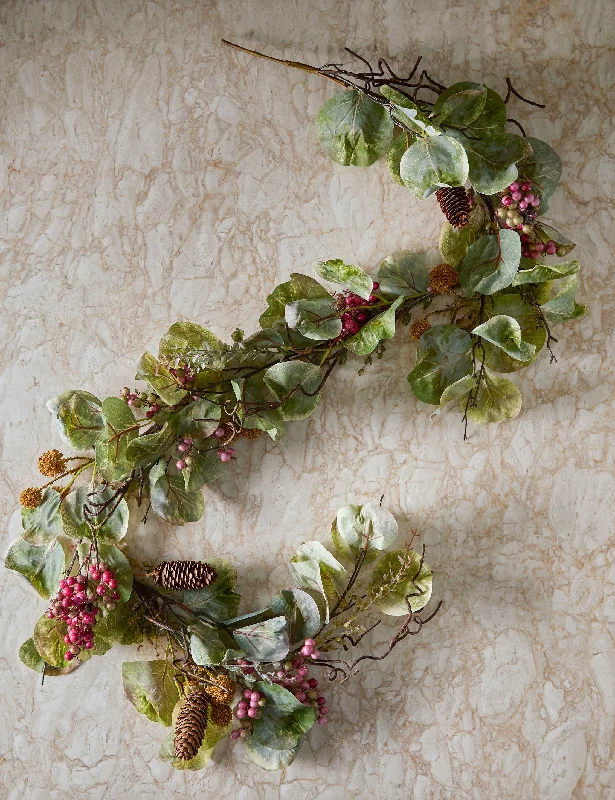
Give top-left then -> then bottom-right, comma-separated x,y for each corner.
64,652 -> 74,661
213,426 -> 226,439
318,717 -> 327,725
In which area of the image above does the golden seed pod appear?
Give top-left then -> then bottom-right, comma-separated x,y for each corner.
410,319 -> 432,341
240,427 -> 262,440
20,487 -> 43,509
210,703 -> 233,728
429,263 -> 459,295
37,449 -> 67,477
203,673 -> 235,705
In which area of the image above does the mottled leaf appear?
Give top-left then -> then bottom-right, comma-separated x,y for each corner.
369,549 -> 433,615
400,135 -> 469,198
459,230 -> 521,295
472,315 -> 536,362
408,325 -> 473,404
541,276 -> 587,325
251,681 -> 316,750
315,258 -> 373,300
260,273 -> 331,329
343,297 -> 404,356
136,352 -> 188,406
432,82 -> 487,127
47,390 -> 104,450
464,370 -> 522,424
232,616 -> 289,663
122,660 -> 180,726
376,251 -> 430,298
21,489 -> 62,544
285,297 -> 341,341
5,536 -> 64,598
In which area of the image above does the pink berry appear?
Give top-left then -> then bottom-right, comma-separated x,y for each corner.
236,708 -> 247,719
225,447 -> 236,457
101,571 -> 114,583
59,579 -> 68,588
295,691 -> 306,701
304,639 -> 315,647
64,652 -> 74,661
320,706 -> 329,715
218,451 -> 232,463
81,613 -> 94,625
356,312 -> 367,322
247,708 -> 259,719
368,294 -> 378,303
518,200 -> 528,211
61,586 -> 73,597
111,591 -> 120,601
177,442 -> 189,453
308,678 -> 318,689
343,319 -> 359,334
546,244 -> 557,255
501,196 -> 512,206
250,691 -> 261,702
64,634 -> 71,644
317,717 -> 327,725
344,296 -> 355,306
46,610 -> 55,619
511,191 -> 522,202
525,193 -> 535,204
311,651 -> 320,660
231,729 -> 241,740
250,699 -> 260,708
62,598 -> 72,608
213,426 -> 226,439
508,181 -> 519,192
301,680 -> 310,690
76,575 -> 87,585
317,696 -> 326,704
107,579 -> 118,589
534,242 -> 545,252
532,197 -> 540,207
530,251 -> 540,260
96,585 -> 106,596
372,281 -> 379,290
238,700 -> 248,709
520,182 -> 531,192
176,459 -> 186,470
243,688 -> 252,699
297,666 -> 308,677
300,645 -> 312,656
66,576 -> 76,586
522,249 -> 530,258
90,570 -> 100,582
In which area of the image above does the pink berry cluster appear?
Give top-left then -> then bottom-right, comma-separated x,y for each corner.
336,282 -> 380,337
271,639 -> 328,725
120,387 -> 161,419
169,365 -> 195,387
211,426 -> 236,463
45,563 -> 120,661
497,180 -> 539,233
519,235 -> 560,260
231,688 -> 267,739
175,437 -> 194,470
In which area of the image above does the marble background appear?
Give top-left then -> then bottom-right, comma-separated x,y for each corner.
1,0 -> 614,797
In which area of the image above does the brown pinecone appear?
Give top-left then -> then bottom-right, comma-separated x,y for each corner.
240,427 -> 262,440
429,263 -> 459,295
174,688 -> 209,761
435,187 -> 471,229
210,703 -> 233,728
38,449 -> 67,477
203,672 -> 235,705
150,561 -> 217,591
20,487 -> 43,509
410,319 -> 432,341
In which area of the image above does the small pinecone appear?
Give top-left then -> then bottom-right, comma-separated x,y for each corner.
429,263 -> 459,295
38,449 -> 67,477
174,688 -> 209,761
240,427 -> 262,440
203,673 -> 235,705
150,561 -> 217,591
20,487 -> 43,509
210,703 -> 233,728
410,319 -> 432,341
435,187 -> 471,229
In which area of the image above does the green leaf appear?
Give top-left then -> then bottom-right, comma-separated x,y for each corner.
268,589 -> 321,646
232,375 -> 286,441
534,223 -> 576,256
376,251 -> 430,298
463,371 -> 522,424
19,637 -> 46,672
125,422 -> 176,469
332,502 -> 398,559
289,541 -> 346,621
183,560 -> 241,623
263,361 -> 323,421
481,291 -> 546,373
452,132 -> 532,195
5,536 -> 64,598
122,660 -> 180,726
158,321 -> 224,362
519,137 -> 562,209
438,374 -> 477,410
386,132 -> 415,185
439,204 -> 488,268
432,82 -> 487,127
316,89 -> 394,167
512,260 -> 579,286
149,458 -> 205,524
448,84 -> 506,138
541,276 -> 587,325
380,86 -> 441,136
259,273 -> 331,329
61,485 -> 129,544
136,352 -> 188,406
232,616 -> 289,663
47,390 -> 104,450
190,626 -> 232,666
33,614 -> 70,667
343,296 -> 404,356
408,325 -> 473,405
315,258 -> 373,300
459,230 -> 521,295
159,702 -> 231,770
91,596 -> 146,653
177,399 -> 222,438
285,297 -> 341,341
251,681 -> 316,750
21,488 -> 62,544
245,739 -> 300,770
472,315 -> 536,362
182,448 -> 224,493
369,550 -> 433,615
95,397 -> 138,482
400,135 -> 469,199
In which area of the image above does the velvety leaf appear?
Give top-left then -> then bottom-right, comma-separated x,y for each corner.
316,89 -> 394,167
5,536 -> 64,598
541,276 -> 587,325
482,291 -> 546,373
61,485 -> 129,544
432,82 -> 487,127
408,325 -> 473,405
464,370 -> 522,424
332,502 -> 398,558
259,274 -> 331,329
386,132 -> 415,185
512,260 -> 579,285
33,614 -> 69,667
232,616 -> 289,663
232,376 -> 286,441
264,361 -> 323,421
182,448 -> 224,493
285,297 -> 342,341
149,458 -> 205,524
376,251 -> 430,298
136,352 -> 188,406
190,627 -> 232,666
343,297 -> 404,355
380,87 -> 441,137
451,131 -> 531,194
93,596 -> 146,651
369,549 -> 433,615
438,374 -> 477,410
245,739 -> 300,770
122,660 -> 180,726
125,422 -> 176,469
459,230 -> 521,295
251,681 -> 316,750
315,258 -> 373,300
177,399 -> 222,438
158,321 -> 224,362
268,589 -> 321,646
21,488 -> 62,544
400,135 -> 469,198
519,137 -> 562,207
182,559 -> 241,623
47,390 -> 104,450
289,541 -> 346,621
451,84 -> 507,138
472,315 -> 536,362
439,204 -> 488,267
95,397 -> 138,482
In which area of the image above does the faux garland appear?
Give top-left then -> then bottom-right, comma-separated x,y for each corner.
9,496 -> 438,770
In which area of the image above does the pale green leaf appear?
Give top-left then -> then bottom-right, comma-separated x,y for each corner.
260,273 -> 331,329
285,297 -> 341,341
376,251 -> 430,298
5,536 -> 64,598
472,314 -> 536,362
459,230 -> 521,295
136,352 -> 188,406
464,370 -> 522,424
400,135 -> 469,198
122,660 -> 180,726
343,296 -> 404,355
541,276 -> 587,325
315,258 -> 373,300
408,325 -> 473,405
251,681 -> 316,750
370,549 -> 433,615
47,390 -> 104,450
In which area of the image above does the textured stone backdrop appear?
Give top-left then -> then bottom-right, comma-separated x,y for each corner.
1,1 -> 614,798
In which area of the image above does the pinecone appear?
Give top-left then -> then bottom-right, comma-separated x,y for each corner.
240,427 -> 262,440
429,263 -> 459,295
435,187 -> 471,229
20,487 -> 43,509
203,672 -> 235,705
210,703 -> 233,728
174,688 -> 209,761
150,561 -> 217,591
38,449 -> 67,477
410,319 -> 432,341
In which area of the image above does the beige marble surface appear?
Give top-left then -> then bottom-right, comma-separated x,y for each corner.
1,0 -> 614,797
